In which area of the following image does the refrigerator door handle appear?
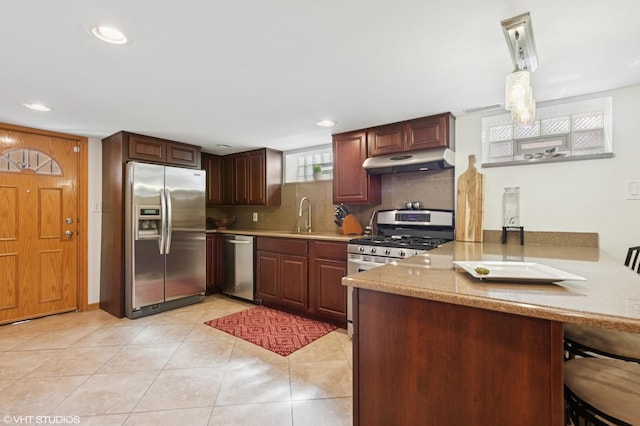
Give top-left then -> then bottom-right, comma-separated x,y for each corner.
159,188 -> 166,255
165,188 -> 173,254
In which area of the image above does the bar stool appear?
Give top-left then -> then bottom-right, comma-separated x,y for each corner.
625,246 -> 640,274
564,246 -> 640,362
564,357 -> 640,425
564,324 -> 640,362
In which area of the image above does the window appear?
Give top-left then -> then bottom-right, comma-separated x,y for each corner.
481,97 -> 613,167
283,144 -> 333,183
0,148 -> 62,175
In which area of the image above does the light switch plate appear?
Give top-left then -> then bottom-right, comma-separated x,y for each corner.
625,181 -> 640,200
252,212 -> 258,222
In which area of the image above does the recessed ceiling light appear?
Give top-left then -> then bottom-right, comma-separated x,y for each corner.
316,120 -> 336,127
23,103 -> 52,112
91,26 -> 128,45
217,144 -> 232,148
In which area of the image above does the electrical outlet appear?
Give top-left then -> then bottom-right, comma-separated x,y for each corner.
252,212 -> 258,222
625,181 -> 640,200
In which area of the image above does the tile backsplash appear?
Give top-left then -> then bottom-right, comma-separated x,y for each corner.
207,168 -> 454,233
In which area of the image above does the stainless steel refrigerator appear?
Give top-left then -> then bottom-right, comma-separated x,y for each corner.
124,161 -> 206,319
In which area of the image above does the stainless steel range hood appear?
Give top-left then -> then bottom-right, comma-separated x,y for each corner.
362,147 -> 455,174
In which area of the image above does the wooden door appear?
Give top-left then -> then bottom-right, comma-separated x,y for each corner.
0,127 -> 81,324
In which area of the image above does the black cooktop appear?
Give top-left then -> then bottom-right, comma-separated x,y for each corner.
349,235 -> 449,250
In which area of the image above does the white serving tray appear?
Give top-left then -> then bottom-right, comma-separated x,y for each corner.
453,261 -> 586,283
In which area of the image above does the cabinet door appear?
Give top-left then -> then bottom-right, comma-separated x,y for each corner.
368,123 -> 405,157
405,114 -> 450,151
232,154 -> 249,204
248,150 -> 266,205
220,155 -> 233,205
128,134 -> 166,162
280,255 -> 308,310
167,142 -> 200,167
311,258 -> 347,321
206,234 -> 216,294
256,251 -> 279,303
332,131 -> 381,205
202,154 -> 223,204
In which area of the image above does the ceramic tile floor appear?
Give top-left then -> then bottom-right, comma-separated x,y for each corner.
0,295 -> 353,425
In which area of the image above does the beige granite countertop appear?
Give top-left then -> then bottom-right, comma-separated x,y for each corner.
343,241 -> 640,333
206,228 -> 354,242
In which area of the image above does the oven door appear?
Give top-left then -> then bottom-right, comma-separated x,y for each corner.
347,257 -> 387,338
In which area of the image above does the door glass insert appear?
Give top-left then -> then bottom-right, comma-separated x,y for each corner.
0,148 -> 62,175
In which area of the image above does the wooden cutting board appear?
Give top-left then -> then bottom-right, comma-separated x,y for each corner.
456,155 -> 484,242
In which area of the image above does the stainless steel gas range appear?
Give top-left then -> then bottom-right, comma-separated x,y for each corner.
346,208 -> 455,337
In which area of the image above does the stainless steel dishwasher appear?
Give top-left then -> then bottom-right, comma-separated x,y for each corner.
222,234 -> 255,302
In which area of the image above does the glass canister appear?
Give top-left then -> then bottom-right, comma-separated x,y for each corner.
503,187 -> 520,226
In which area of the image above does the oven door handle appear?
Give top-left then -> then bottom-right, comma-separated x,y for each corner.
348,258 -> 388,271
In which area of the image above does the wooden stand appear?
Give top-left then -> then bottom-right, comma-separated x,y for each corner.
502,226 -> 525,245
340,214 -> 363,235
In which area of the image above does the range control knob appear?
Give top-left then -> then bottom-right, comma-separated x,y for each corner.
384,249 -> 391,255
398,250 -> 406,257
370,247 -> 377,254
359,247 -> 365,253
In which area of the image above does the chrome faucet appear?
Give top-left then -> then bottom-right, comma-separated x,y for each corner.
298,197 -> 312,232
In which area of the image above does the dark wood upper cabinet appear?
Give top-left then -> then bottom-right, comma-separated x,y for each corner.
203,148 -> 281,206
368,112 -> 455,157
126,132 -> 200,168
332,131 -> 381,205
167,141 -> 200,167
248,150 -> 266,204
232,153 -> 249,205
367,123 -> 405,156
202,153 -> 220,204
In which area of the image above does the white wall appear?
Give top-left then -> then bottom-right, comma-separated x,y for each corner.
455,84 -> 640,262
87,138 -> 102,304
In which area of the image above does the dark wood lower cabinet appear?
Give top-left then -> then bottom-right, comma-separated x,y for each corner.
309,241 -> 347,325
254,238 -> 347,327
255,238 -> 308,311
205,234 -> 224,294
353,289 -> 564,426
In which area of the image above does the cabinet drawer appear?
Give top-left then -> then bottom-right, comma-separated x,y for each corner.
257,237 -> 308,255
310,240 -> 347,260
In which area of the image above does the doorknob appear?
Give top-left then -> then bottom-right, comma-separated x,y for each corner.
64,230 -> 73,238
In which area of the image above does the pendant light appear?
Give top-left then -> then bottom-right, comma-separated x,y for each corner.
501,13 -> 538,126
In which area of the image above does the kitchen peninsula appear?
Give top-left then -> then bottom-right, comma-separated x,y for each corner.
344,241 -> 640,425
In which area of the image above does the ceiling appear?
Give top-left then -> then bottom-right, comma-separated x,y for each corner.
1,1 -> 639,155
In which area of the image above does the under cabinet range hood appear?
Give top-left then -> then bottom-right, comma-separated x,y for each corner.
362,148 -> 455,174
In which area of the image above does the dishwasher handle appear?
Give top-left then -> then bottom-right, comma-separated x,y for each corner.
225,239 -> 252,245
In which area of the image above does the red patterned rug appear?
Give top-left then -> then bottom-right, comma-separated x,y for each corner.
204,306 -> 337,356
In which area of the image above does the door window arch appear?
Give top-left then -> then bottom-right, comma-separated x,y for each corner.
0,148 -> 62,175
